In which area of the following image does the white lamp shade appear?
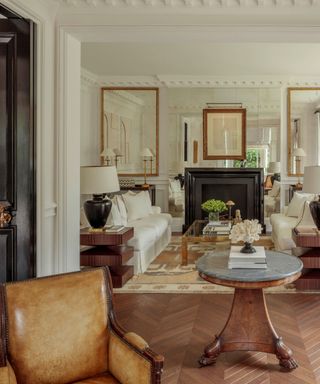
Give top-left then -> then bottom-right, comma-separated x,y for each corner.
293,147 -> 306,157
81,166 -> 120,194
100,147 -> 115,158
303,166 -> 320,193
268,161 -> 280,173
140,148 -> 153,158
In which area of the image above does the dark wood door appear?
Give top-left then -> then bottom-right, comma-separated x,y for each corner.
0,15 -> 36,282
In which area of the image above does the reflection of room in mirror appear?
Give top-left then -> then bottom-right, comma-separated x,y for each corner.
101,88 -> 158,176
288,88 -> 320,176
168,87 -> 280,175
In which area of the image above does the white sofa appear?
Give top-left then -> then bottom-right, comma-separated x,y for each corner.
270,192 -> 317,254
108,191 -> 172,274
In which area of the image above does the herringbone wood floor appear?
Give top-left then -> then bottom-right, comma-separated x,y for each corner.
114,293 -> 320,384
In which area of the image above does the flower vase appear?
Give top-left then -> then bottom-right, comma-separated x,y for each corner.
209,212 -> 219,222
240,242 -> 256,254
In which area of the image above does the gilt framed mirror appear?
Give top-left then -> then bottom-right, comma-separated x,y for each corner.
287,87 -> 320,177
100,87 -> 159,176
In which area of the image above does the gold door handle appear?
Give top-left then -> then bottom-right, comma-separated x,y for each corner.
0,204 -> 12,227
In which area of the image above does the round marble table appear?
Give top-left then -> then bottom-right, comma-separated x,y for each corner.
196,250 -> 303,370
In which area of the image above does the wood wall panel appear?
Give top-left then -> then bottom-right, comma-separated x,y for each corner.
0,228 -> 15,282
0,36 -> 15,207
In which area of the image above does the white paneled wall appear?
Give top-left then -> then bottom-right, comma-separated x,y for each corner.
80,83 -> 100,166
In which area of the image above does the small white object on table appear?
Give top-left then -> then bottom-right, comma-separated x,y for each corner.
228,246 -> 267,269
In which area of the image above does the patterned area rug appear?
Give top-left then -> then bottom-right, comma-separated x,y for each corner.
114,236 -> 297,294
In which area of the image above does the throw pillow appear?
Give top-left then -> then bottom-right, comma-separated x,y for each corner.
287,192 -> 316,218
296,201 -> 316,227
126,190 -> 153,214
106,197 -> 122,226
269,180 -> 280,197
114,195 -> 128,226
122,191 -> 152,221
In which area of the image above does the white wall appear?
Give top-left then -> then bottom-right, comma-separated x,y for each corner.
81,81 -> 100,166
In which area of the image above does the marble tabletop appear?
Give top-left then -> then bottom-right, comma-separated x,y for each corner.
196,250 -> 303,283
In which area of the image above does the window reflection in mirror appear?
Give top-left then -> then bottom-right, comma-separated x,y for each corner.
287,88 -> 320,176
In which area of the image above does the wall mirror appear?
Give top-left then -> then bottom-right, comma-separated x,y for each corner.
168,87 -> 280,174
167,87 -> 281,220
101,87 -> 159,176
287,88 -> 320,176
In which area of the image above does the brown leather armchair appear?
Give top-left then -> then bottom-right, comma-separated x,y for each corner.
0,267 -> 163,384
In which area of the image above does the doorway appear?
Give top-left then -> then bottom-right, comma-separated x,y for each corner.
0,5 -> 36,282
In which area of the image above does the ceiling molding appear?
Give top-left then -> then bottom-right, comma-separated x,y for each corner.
81,70 -> 320,88
99,75 -> 162,87
81,68 -> 100,86
56,0 -> 319,9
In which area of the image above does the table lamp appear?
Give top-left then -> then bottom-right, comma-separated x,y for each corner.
268,161 -> 281,183
302,165 -> 320,229
140,148 -> 153,188
100,147 -> 115,166
80,166 -> 120,231
113,148 -> 123,167
293,147 -> 306,187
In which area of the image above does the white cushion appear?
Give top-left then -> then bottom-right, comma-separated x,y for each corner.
114,195 -> 128,226
169,179 -> 181,194
296,201 -> 316,227
286,192 -> 316,218
126,190 -> 153,214
270,213 -> 298,250
122,191 -> 152,221
106,197 -> 122,226
80,208 -> 89,229
127,224 -> 157,251
268,180 -> 280,197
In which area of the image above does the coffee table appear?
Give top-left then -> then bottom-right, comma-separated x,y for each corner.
181,220 -> 273,266
196,250 -> 303,370
181,220 -> 230,266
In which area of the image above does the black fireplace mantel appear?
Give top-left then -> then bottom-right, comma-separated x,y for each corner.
184,168 -> 264,229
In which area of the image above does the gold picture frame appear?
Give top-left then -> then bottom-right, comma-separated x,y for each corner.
203,108 -> 246,160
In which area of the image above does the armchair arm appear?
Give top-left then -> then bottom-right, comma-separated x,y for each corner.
0,362 -> 17,383
108,329 -> 163,384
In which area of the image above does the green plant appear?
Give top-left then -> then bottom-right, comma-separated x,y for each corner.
201,199 -> 227,213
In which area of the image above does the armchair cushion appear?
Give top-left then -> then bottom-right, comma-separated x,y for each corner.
268,180 -> 280,197
73,373 -> 120,383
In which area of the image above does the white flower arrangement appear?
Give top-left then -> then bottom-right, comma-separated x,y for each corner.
229,219 -> 262,244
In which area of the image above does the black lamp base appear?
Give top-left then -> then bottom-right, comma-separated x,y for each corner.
84,194 -> 112,230
310,201 -> 320,230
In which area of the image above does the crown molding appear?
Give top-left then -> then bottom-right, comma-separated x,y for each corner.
81,68 -> 100,86
99,75 -> 162,86
91,74 -> 320,87
55,0 -> 320,9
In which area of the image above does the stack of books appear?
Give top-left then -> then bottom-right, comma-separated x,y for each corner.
228,246 -> 267,269
203,221 -> 231,235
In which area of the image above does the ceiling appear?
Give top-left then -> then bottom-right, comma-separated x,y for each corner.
82,42 -> 320,77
